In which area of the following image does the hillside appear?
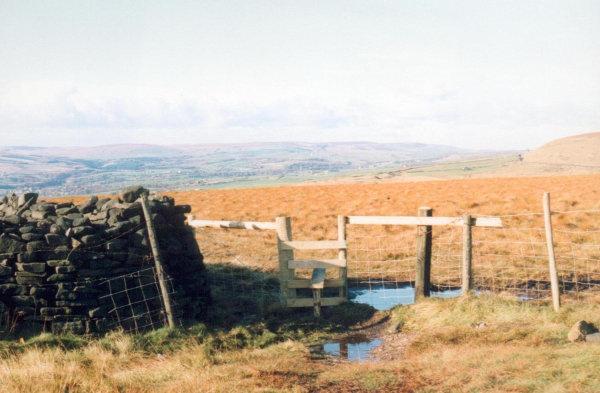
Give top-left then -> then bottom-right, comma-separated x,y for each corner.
0,141 -> 512,196
312,132 -> 600,185
522,132 -> 600,167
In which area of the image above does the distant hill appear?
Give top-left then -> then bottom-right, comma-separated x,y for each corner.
0,141 -> 513,196
523,132 -> 600,167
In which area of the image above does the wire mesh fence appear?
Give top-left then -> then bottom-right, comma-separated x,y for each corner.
193,227 -> 281,311
186,207 -> 600,313
345,225 -> 463,309
97,267 -> 177,333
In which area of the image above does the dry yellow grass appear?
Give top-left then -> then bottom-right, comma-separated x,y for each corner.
18,174 -> 600,392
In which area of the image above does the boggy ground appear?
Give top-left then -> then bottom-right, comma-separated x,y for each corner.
1,294 -> 600,392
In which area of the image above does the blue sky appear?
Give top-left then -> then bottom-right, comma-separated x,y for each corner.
0,0 -> 598,150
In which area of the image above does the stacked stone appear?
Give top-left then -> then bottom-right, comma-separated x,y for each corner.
0,186 -> 210,334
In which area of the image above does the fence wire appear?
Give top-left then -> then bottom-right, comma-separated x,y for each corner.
346,225 -> 463,309
98,266 -> 176,333
193,227 -> 281,310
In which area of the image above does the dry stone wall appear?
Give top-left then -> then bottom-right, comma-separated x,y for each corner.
0,185 -> 210,334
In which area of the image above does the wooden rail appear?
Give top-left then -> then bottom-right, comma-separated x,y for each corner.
288,259 -> 347,269
187,219 -> 277,230
347,216 -> 502,227
279,240 -> 347,250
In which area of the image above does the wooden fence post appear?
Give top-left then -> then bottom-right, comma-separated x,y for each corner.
276,217 -> 296,304
415,207 -> 433,300
462,214 -> 473,295
140,194 -> 176,328
338,215 -> 348,298
543,192 -> 561,312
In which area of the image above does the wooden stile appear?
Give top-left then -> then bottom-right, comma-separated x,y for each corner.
415,207 -> 433,301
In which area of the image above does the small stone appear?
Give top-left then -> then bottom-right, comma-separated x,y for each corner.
31,211 -> 50,220
45,234 -> 67,247
586,333 -> 600,343
55,266 -> 77,274
47,273 -> 76,282
568,320 -> 597,342
122,185 -> 148,203
81,234 -> 103,245
79,196 -> 99,214
52,320 -> 87,335
21,233 -> 44,242
0,266 -> 13,276
73,217 -> 91,227
72,226 -> 95,237
15,263 -> 46,273
56,206 -> 77,216
47,259 -> 74,267
3,215 -> 24,226
40,307 -> 73,316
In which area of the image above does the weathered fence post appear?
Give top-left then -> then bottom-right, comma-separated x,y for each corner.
276,216 -> 296,303
338,215 -> 348,298
415,207 -> 433,300
543,192 -> 561,311
140,193 -> 176,328
462,214 -> 473,295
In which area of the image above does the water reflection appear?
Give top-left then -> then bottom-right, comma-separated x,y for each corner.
318,333 -> 383,362
348,283 -> 461,310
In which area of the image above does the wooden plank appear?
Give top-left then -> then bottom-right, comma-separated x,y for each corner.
310,268 -> 327,289
313,288 -> 322,317
279,240 -> 347,250
188,219 -> 277,230
347,216 -> 502,227
288,259 -> 347,269
543,193 -> 561,312
286,297 -> 346,308
286,279 -> 345,289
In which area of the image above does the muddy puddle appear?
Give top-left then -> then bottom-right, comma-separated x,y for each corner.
348,283 -> 461,310
312,333 -> 383,362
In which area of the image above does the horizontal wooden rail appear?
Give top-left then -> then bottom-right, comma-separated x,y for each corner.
287,297 -> 346,308
279,240 -> 348,250
288,259 -> 347,269
187,219 -> 277,230
347,216 -> 502,228
286,278 -> 345,289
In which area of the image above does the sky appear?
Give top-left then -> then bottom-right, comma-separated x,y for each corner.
0,1 -> 599,150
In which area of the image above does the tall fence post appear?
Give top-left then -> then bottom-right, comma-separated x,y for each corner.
543,192 -> 561,312
338,215 -> 348,298
462,214 -> 473,295
276,216 -> 296,304
140,194 -> 176,328
415,207 -> 433,301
